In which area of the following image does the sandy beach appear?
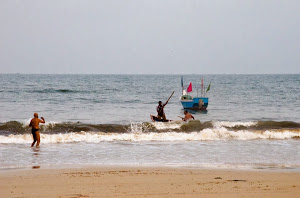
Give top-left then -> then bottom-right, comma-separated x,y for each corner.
1,167 -> 299,198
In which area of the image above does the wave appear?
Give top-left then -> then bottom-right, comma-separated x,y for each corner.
0,129 -> 299,144
0,120 -> 133,134
0,120 -> 300,135
31,88 -> 92,94
0,120 -> 299,143
212,121 -> 258,128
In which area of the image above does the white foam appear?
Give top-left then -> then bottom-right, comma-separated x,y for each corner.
0,128 -> 299,144
213,121 -> 258,128
21,119 -> 32,126
151,121 -> 183,130
129,122 -> 151,133
0,134 -> 33,144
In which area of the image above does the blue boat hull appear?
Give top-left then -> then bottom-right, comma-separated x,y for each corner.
181,97 -> 209,110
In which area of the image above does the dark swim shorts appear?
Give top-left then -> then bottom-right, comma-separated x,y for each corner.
32,128 -> 39,134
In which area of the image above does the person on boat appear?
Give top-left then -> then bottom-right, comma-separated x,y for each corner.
29,113 -> 45,147
182,110 -> 194,121
155,91 -> 174,122
157,101 -> 167,121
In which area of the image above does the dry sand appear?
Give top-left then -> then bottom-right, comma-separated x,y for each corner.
1,166 -> 299,198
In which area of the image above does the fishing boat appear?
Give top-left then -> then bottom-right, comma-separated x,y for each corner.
180,77 -> 210,110
150,115 -> 172,122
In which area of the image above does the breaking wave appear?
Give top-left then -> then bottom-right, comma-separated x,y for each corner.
0,120 -> 300,134
0,129 -> 299,144
0,120 -> 299,143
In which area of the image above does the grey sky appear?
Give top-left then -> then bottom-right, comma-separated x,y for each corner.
0,0 -> 299,74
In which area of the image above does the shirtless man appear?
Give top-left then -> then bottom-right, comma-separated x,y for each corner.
157,101 -> 167,121
156,91 -> 174,121
29,113 -> 45,147
182,110 -> 195,121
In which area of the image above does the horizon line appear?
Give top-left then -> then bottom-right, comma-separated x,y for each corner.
1,72 -> 299,75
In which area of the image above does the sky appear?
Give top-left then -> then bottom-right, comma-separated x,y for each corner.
0,0 -> 299,74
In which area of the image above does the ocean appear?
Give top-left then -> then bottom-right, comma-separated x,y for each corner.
0,74 -> 299,170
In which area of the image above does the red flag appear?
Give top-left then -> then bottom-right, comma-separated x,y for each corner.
187,82 -> 192,92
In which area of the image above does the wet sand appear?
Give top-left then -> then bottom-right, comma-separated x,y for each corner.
1,167 -> 299,198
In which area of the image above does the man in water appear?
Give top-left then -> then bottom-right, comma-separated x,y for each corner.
157,101 -> 167,121
155,91 -> 174,121
29,113 -> 45,147
182,110 -> 195,121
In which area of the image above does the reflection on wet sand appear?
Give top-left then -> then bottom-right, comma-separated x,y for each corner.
32,147 -> 40,156
31,147 -> 41,169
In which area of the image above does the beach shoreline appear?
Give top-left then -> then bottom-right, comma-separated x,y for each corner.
1,166 -> 299,198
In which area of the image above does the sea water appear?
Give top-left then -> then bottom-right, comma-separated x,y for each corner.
0,74 -> 299,170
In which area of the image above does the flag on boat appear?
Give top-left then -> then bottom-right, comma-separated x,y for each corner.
187,82 -> 192,92
206,82 -> 211,93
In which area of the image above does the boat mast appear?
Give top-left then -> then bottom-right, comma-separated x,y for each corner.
201,77 -> 203,97
181,76 -> 184,96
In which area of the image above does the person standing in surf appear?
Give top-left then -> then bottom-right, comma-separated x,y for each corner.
182,110 -> 195,121
29,113 -> 45,147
